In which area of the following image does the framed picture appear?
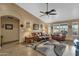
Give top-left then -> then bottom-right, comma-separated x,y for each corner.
33,24 -> 39,30
26,22 -> 30,28
5,24 -> 13,30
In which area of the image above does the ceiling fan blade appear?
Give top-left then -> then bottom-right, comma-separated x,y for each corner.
40,11 -> 45,13
40,15 -> 44,17
49,9 -> 56,13
49,13 -> 57,15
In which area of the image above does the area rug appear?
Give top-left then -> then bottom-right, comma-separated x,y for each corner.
54,44 -> 66,56
35,41 -> 66,56
26,41 -> 66,56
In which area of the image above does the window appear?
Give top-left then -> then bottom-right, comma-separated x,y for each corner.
53,24 -> 60,33
72,24 -> 78,35
60,24 -> 68,33
53,23 -> 68,34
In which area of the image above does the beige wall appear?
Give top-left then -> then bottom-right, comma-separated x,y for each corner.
0,3 -> 48,43
50,19 -> 79,41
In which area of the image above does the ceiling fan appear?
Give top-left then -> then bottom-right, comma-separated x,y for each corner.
40,3 -> 57,17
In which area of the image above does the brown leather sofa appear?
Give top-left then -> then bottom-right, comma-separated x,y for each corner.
32,32 -> 42,42
51,34 -> 66,41
32,32 -> 49,42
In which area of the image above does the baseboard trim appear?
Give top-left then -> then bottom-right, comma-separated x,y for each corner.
0,40 -> 19,45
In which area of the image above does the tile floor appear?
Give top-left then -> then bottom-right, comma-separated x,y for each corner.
0,42 -> 42,56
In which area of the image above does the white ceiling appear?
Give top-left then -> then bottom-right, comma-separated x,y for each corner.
17,3 -> 79,23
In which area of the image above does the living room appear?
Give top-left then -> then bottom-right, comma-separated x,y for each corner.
0,3 -> 79,56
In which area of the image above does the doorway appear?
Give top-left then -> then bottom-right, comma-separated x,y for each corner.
1,15 -> 20,45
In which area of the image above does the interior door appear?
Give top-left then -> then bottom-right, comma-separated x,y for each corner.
1,16 -> 19,43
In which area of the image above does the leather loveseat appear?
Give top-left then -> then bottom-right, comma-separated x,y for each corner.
51,34 -> 66,41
